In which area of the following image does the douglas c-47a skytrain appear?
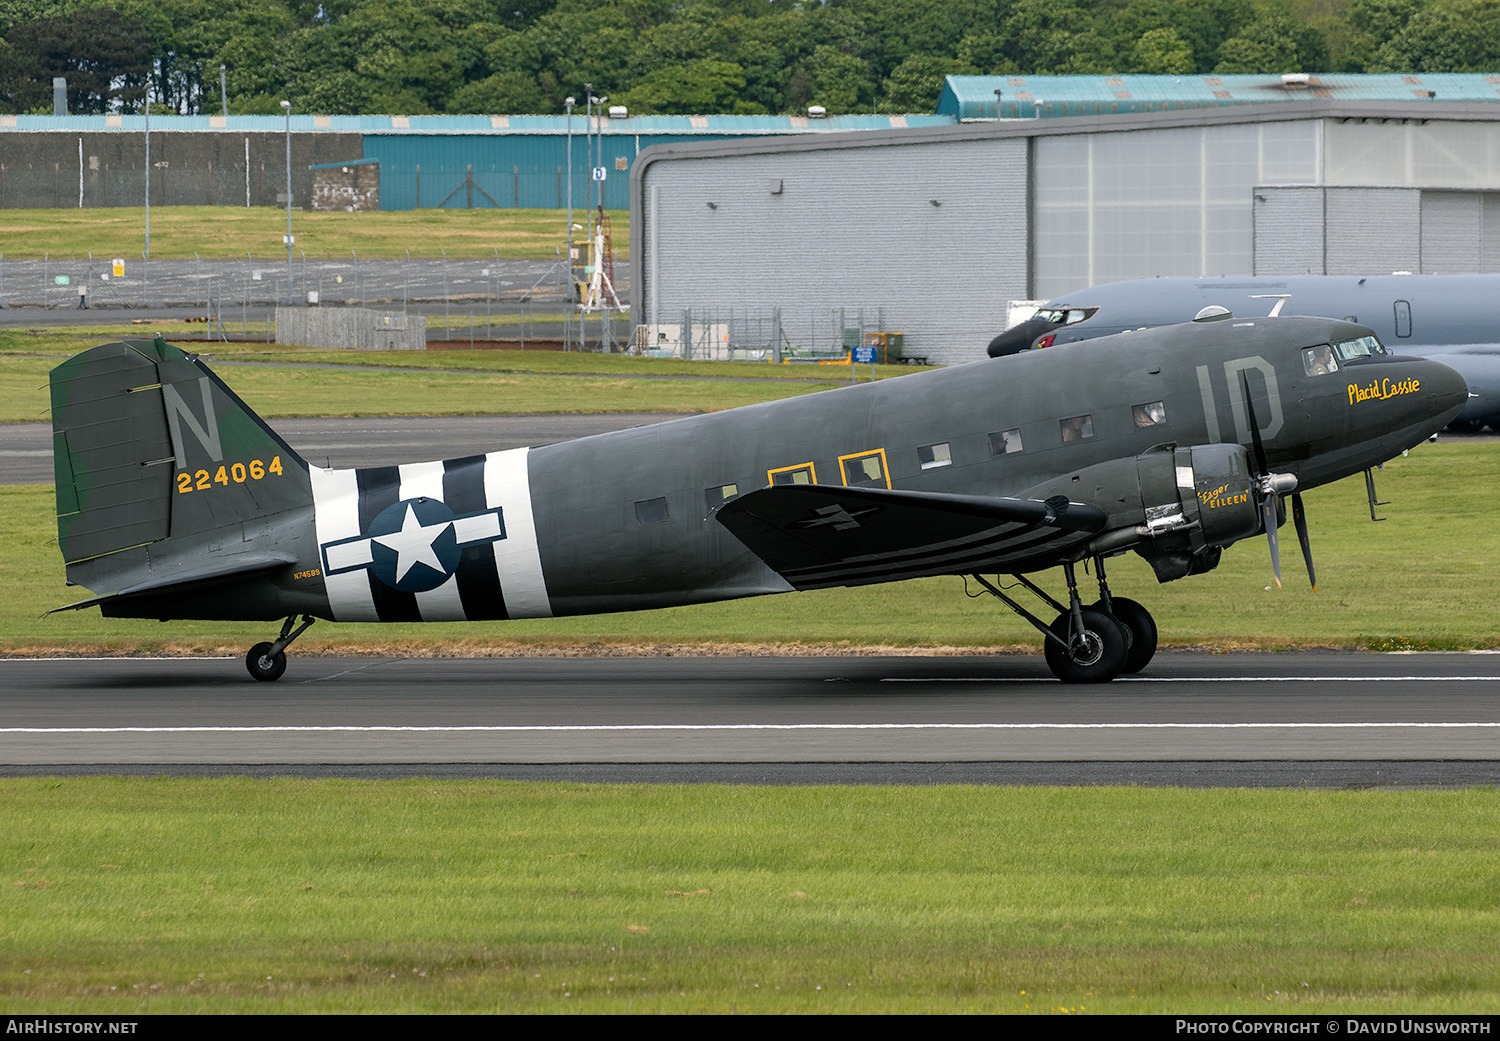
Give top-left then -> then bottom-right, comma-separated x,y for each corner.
49,317 -> 1466,683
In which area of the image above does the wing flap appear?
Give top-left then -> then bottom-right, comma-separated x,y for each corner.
714,484 -> 1107,589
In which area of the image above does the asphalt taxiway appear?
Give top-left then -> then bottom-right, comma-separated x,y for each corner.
0,414 -> 688,484
2,652 -> 1497,785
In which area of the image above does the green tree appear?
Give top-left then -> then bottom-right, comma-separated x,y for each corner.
1002,0 -> 1120,74
1128,26 -> 1195,74
615,59 -> 759,114
1,7 -> 153,113
795,44 -> 871,114
1213,16 -> 1326,74
449,71 -> 546,113
881,53 -> 978,112
1366,0 -> 1500,73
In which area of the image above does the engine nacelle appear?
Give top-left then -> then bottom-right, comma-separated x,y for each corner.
1019,442 -> 1264,583
1133,443 -> 1261,582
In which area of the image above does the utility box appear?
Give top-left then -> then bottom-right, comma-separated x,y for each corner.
862,331 -> 905,363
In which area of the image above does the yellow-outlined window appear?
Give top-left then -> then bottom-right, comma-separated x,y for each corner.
768,462 -> 818,486
837,448 -> 891,489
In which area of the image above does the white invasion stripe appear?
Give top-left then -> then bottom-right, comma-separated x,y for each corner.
453,513 -> 502,542
880,676 -> 1500,683
5,722 -> 1499,734
397,460 -> 446,500
323,540 -> 372,572
310,466 -> 378,622
485,447 -> 552,618
400,460 -> 466,622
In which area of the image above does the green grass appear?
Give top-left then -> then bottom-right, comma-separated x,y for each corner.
4,328 -> 925,379
7,443 -> 1500,653
0,354 -> 845,424
0,206 -> 627,260
2,779 -> 1497,1013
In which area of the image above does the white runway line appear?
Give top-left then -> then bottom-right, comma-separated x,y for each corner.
5,722 -> 1500,734
0,657 -> 236,662
879,676 -> 1500,683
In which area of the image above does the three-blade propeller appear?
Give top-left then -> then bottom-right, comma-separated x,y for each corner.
1239,372 -> 1316,592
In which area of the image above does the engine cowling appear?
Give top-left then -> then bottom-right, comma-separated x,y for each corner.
1133,443 -> 1261,582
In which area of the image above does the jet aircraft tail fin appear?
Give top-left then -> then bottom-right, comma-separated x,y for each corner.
49,337 -> 314,613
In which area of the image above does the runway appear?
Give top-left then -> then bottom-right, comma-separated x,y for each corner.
0,414 -> 687,483
2,652 -> 1498,785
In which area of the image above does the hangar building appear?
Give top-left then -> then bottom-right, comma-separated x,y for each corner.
631,97 -> 1500,366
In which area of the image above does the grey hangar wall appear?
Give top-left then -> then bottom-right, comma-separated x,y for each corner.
631,102 -> 1500,367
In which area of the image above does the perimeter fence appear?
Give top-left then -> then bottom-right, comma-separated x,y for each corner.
634,306 -> 897,362
0,250 -> 629,346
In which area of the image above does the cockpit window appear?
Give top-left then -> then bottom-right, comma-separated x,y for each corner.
1332,335 -> 1385,360
1031,307 -> 1098,326
1302,344 -> 1338,376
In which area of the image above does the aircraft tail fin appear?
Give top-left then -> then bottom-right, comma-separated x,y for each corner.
50,337 -> 313,602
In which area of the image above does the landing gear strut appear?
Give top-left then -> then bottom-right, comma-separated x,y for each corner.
970,555 -> 1158,683
1086,554 -> 1158,675
246,614 -> 316,682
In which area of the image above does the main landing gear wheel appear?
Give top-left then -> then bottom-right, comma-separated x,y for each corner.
246,642 -> 287,682
1089,596 -> 1158,674
1043,608 -> 1128,684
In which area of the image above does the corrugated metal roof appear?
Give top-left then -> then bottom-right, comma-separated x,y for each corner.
0,112 -> 953,135
937,73 -> 1500,120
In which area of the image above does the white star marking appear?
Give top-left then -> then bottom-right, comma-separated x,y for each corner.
371,504 -> 450,583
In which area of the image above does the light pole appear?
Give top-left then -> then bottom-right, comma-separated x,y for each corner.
584,84 -> 593,257
565,95 -> 574,252
220,65 -> 228,117
143,85 -> 151,259
281,99 -> 292,306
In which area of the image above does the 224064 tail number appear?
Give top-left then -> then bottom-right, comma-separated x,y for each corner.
176,456 -> 283,494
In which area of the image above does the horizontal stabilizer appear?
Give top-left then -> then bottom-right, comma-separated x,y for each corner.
49,553 -> 296,613
714,484 -> 1107,590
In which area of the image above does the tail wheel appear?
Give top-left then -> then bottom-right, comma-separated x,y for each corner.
1043,609 -> 1127,684
246,642 -> 287,682
1089,597 -> 1158,674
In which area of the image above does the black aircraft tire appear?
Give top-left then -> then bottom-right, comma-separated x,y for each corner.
1093,597 -> 1158,674
246,642 -> 287,682
1043,609 -> 1128,684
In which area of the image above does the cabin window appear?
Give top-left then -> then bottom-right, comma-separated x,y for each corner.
634,497 -> 669,525
769,462 -> 817,486
839,449 -> 890,488
1059,414 -> 1094,443
917,442 -> 951,469
1033,307 -> 1098,326
1132,401 -> 1167,428
1333,335 -> 1384,360
988,429 -> 1024,455
704,483 -> 739,510
1302,344 -> 1338,376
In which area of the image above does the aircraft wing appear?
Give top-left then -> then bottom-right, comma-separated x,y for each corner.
713,484 -> 1107,590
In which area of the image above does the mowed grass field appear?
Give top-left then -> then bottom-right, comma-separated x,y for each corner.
0,352 -> 846,425
2,779 -> 1497,1013
0,206 -> 626,260
4,441 -> 1499,653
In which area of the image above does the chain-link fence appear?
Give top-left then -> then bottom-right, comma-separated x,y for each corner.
633,306 -> 894,362
0,251 -> 631,348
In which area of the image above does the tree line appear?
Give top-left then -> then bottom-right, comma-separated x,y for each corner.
2,0 -> 1498,118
